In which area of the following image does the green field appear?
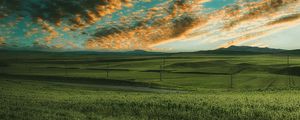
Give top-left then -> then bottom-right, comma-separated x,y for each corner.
1,51 -> 300,119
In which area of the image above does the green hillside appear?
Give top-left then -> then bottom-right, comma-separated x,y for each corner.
1,48 -> 300,119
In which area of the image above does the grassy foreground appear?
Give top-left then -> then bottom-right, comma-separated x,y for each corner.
1,79 -> 300,120
1,51 -> 300,119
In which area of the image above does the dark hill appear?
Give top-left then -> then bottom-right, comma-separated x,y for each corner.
216,46 -> 284,53
191,46 -> 285,55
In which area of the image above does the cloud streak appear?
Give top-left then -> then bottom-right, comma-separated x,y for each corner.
158,0 -> 300,49
0,0 -> 299,51
86,0 -> 300,50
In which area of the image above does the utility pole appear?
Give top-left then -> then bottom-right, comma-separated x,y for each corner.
162,56 -> 166,66
287,55 -> 292,87
106,63 -> 109,79
160,65 -> 163,81
230,73 -> 233,88
287,55 -> 295,87
160,56 -> 167,81
65,62 -> 68,76
229,67 -> 234,89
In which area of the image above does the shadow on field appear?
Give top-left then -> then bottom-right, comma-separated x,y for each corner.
166,60 -> 231,68
23,57 -> 161,64
46,66 -> 131,71
174,72 -> 228,75
0,73 -> 159,88
272,66 -> 300,76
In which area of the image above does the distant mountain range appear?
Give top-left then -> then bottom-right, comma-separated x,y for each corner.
217,46 -> 284,53
0,46 -> 299,55
0,48 -> 164,56
178,46 -> 299,55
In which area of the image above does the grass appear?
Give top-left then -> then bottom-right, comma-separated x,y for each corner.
1,51 -> 300,119
2,79 -> 300,120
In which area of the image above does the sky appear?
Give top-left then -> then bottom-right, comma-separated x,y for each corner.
0,0 -> 299,52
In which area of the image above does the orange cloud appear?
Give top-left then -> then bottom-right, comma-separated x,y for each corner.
67,0 -> 135,29
268,13 -> 300,26
85,0 -> 210,50
36,17 -> 60,44
222,0 -> 299,30
96,0 -> 299,50
161,0 -> 300,49
25,28 -> 39,38
219,31 -> 267,48
67,41 -> 79,49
